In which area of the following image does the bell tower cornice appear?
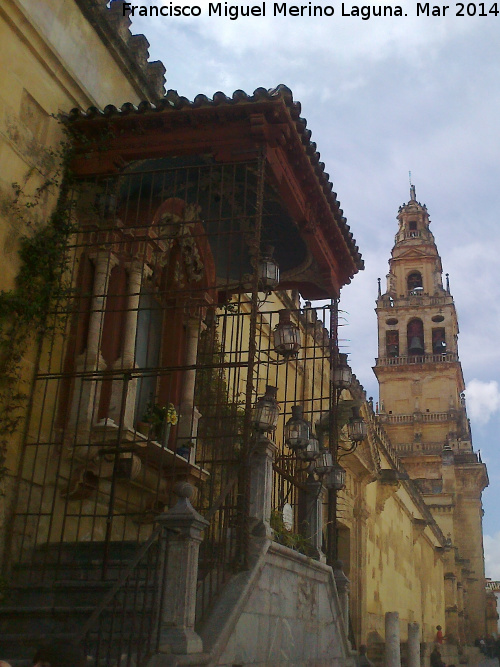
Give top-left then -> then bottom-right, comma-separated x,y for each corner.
380,184 -> 448,303
394,185 -> 437,254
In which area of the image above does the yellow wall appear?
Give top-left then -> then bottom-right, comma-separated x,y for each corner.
0,0 -> 162,559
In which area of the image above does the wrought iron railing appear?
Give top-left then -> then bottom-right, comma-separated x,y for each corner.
195,471 -> 240,627
6,155 -> 340,661
76,525 -> 168,667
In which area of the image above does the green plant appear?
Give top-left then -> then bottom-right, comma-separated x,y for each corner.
195,326 -> 245,450
142,402 -> 178,441
143,402 -> 177,427
0,132 -> 78,486
270,509 -> 313,555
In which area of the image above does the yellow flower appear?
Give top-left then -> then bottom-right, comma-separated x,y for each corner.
166,403 -> 178,425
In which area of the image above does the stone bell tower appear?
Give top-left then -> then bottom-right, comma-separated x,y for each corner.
373,185 -> 488,644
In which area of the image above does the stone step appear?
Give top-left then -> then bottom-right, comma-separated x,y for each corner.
12,559 -> 153,585
1,625 -> 151,664
2,540 -> 159,665
4,579 -> 156,607
24,540 -> 146,565
0,632 -> 75,662
0,604 -> 156,635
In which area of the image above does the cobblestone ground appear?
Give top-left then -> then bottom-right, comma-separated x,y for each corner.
468,658 -> 500,667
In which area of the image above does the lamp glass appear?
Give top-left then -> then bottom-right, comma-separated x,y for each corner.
258,246 -> 279,291
252,385 -> 279,432
297,437 -> 320,461
333,353 -> 352,389
315,449 -> 334,475
324,463 -> 346,491
274,310 -> 301,356
347,407 -> 367,442
285,405 -> 310,450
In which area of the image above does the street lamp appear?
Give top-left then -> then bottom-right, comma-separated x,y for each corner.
252,385 -> 279,433
285,405 -> 310,451
333,353 -> 352,390
314,449 -> 334,475
323,463 -> 346,491
346,406 -> 368,443
274,309 -> 301,357
258,245 -> 279,293
297,436 -> 320,462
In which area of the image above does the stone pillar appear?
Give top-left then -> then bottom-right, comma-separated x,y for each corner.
176,316 -> 204,462
87,252 -> 117,361
249,435 -> 277,537
108,261 -> 150,429
304,479 -> 325,560
155,482 -> 208,655
444,572 -> 459,642
385,611 -> 401,667
333,560 -> 350,631
69,251 -> 118,434
407,622 -> 420,667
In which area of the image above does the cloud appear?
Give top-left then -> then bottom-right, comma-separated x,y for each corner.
466,379 -> 500,426
128,6 -> 500,538
484,532 -> 500,580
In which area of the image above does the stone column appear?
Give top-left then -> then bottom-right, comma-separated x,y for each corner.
249,435 -> 277,537
155,482 -> 208,655
69,251 -> 118,435
385,611 -> 401,667
108,261 -> 150,429
176,316 -> 204,462
407,622 -> 420,667
445,572 -> 459,642
304,478 -> 325,560
333,560 -> 350,631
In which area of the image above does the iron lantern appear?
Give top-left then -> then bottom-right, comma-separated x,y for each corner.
258,245 -> 279,292
346,406 -> 367,443
252,385 -> 279,432
284,405 -> 310,450
297,437 -> 320,462
314,449 -> 334,475
333,353 -> 352,389
323,463 -> 346,491
274,309 -> 301,357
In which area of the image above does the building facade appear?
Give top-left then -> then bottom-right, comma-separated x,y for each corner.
0,1 -> 490,664
0,0 -> 165,566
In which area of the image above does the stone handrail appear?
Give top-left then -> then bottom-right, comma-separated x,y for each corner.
376,353 -> 458,366
377,294 -> 453,309
380,412 -> 449,424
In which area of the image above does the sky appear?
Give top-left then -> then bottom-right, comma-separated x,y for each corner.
128,1 -> 500,577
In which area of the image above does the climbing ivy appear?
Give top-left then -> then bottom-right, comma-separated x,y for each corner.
0,136 -> 76,486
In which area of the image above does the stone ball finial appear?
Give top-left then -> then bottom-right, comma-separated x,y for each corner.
174,481 -> 194,499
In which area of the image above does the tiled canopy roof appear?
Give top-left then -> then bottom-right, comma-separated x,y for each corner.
65,85 -> 363,271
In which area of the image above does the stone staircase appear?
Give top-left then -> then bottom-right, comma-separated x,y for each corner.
0,541 -> 160,666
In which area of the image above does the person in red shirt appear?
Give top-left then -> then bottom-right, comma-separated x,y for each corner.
435,625 -> 445,644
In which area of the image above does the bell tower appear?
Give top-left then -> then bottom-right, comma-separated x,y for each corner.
374,185 -> 488,644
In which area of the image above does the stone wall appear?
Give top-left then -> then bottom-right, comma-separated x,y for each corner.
202,539 -> 355,667
0,0 -> 165,566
